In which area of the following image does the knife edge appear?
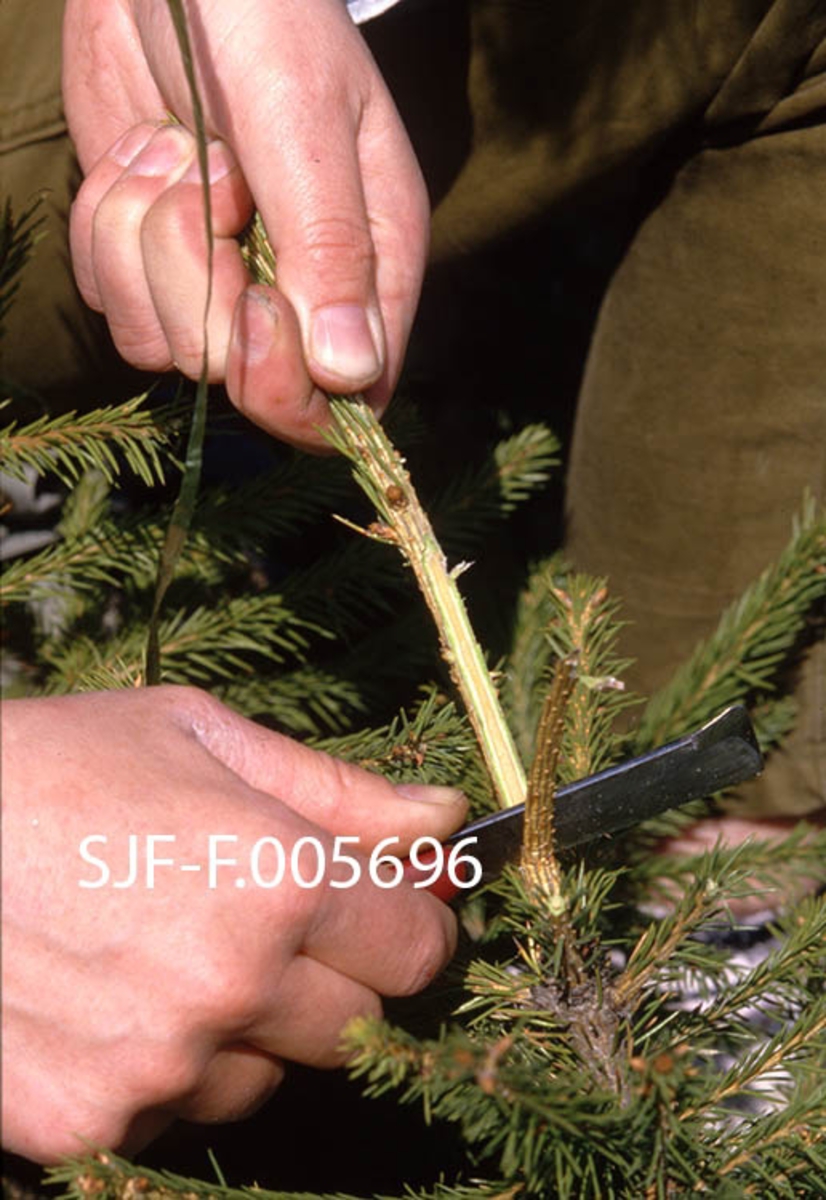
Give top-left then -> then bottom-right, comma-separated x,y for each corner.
446,705 -> 763,884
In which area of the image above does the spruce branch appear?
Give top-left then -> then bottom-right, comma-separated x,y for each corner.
613,842 -> 763,1009
541,574 -> 636,783
190,452 -> 352,548
346,1015 -> 618,1146
344,1016 -> 656,1196
46,656 -> 144,693
714,1078 -> 826,1193
0,517 -> 163,605
153,596 -> 317,680
631,823 -> 826,906
0,394 -> 174,488
41,594 -> 317,691
432,424 -> 559,558
219,668 -> 365,736
0,497 -> 240,607
684,993 -> 826,1123
57,470 -> 113,543
316,686 -> 487,796
278,421 -> 557,646
316,606 -> 441,712
324,396 -> 527,812
2,448 -> 318,606
750,693 -> 800,754
500,556 -> 561,765
281,535 -> 407,633
46,1151 -> 364,1200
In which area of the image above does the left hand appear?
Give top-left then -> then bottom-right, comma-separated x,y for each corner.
63,0 -> 430,449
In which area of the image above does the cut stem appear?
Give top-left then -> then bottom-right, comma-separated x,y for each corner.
521,654 -> 578,910
327,396 -> 527,811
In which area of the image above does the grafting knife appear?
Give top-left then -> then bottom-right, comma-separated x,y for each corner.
403,705 -> 763,901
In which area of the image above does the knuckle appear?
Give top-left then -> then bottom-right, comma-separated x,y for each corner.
212,970 -> 264,1030
50,1070 -> 171,1156
161,684 -> 223,727
390,912 -> 457,997
300,215 -> 374,280
140,185 -> 184,238
140,188 -> 208,262
134,1045 -> 202,1107
303,752 -> 353,826
94,174 -> 151,242
68,198 -> 101,307
288,873 -> 329,940
107,320 -> 173,373
166,327 -> 209,380
179,940 -> 265,1033
166,686 -> 247,764
351,990 -> 383,1027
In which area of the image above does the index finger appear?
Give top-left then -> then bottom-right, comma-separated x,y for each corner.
183,689 -> 469,853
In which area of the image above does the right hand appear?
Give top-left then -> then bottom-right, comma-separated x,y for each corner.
63,0 -> 430,448
1,687 -> 465,1163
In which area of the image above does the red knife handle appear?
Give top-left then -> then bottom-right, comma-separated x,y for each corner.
401,846 -> 469,903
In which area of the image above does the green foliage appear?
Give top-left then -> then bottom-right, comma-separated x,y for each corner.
533,572 -> 637,783
46,1153 -> 367,1200
0,394 -> 176,488
338,840 -> 826,1198
433,424 -> 560,557
317,686 -> 491,805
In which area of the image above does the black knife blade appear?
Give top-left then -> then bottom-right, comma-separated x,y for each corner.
403,705 -> 762,900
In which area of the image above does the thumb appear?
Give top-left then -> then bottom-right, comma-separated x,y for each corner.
132,0 -> 388,393
188,692 -> 468,850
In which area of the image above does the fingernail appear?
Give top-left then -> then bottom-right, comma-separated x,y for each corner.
124,129 -> 192,177
394,783 -> 466,807
236,288 -> 278,366
309,305 -> 382,384
182,141 -> 235,184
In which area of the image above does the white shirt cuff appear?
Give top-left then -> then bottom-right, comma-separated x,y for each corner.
346,0 -> 403,24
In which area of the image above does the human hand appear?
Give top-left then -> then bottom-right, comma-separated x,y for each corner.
63,0 -> 429,449
1,687 -> 465,1163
